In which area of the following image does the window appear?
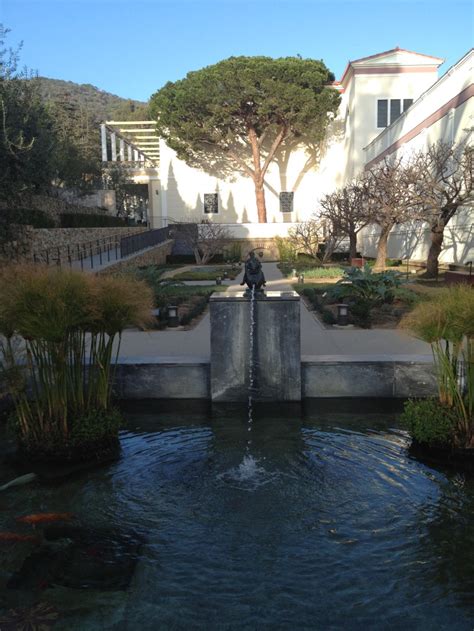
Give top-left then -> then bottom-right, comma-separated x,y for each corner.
377,100 -> 388,128
279,191 -> 294,213
390,99 -> 401,123
377,99 -> 413,128
203,193 -> 218,214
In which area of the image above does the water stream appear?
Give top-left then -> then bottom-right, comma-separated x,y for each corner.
247,284 -> 256,453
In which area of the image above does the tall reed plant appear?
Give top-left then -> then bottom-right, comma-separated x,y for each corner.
402,285 -> 474,448
0,266 -> 153,459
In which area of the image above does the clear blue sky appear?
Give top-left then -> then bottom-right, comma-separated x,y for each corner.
1,0 -> 472,102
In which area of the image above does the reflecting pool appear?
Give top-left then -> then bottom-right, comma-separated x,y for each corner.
1,401 -> 473,630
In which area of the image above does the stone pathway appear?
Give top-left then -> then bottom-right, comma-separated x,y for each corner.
118,262 -> 431,361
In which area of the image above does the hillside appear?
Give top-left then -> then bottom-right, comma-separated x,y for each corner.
37,77 -> 149,122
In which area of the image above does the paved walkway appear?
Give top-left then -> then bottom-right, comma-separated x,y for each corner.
118,263 -> 431,361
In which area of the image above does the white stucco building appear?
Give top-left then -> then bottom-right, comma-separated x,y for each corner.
101,46 -> 473,262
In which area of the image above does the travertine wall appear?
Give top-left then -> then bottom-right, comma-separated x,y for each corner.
30,227 -> 146,253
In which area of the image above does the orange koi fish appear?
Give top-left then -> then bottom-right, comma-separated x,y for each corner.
16,512 -> 74,525
0,532 -> 39,543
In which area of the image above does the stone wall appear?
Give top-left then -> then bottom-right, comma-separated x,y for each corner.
0,226 -> 147,265
30,227 -> 147,254
223,238 -> 281,261
99,240 -> 174,275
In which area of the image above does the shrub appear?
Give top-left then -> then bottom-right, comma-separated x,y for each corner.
0,209 -> 56,251
60,213 -> 128,228
349,299 -> 372,328
330,251 -> 357,262
0,265 -> 154,461
401,399 -> 457,447
321,308 -> 336,325
328,263 -> 403,305
302,266 -> 344,279
224,242 -> 242,263
401,285 -> 474,448
275,236 -> 297,262
15,208 -> 57,228
179,296 -> 208,325
166,254 -> 225,264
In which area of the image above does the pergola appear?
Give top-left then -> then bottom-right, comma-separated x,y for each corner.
100,120 -> 160,167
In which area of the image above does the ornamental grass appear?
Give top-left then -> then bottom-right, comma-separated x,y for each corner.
402,285 -> 474,448
0,265 -> 153,459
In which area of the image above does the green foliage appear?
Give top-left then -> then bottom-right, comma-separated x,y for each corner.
392,286 -> 420,306
179,296 -> 208,326
275,236 -> 297,262
60,213 -> 127,228
349,299 -> 372,328
151,56 -> 339,221
38,78 -> 148,191
135,266 -> 225,310
69,407 -> 122,447
0,26 -> 57,201
300,266 -> 344,279
1,207 -> 56,230
321,308 -> 336,325
0,266 -> 154,459
172,266 -> 238,281
328,263 -> 403,305
401,399 -> 457,447
37,77 -> 147,125
402,285 -> 474,448
224,242 -> 242,263
282,262 -> 343,279
151,56 -> 339,169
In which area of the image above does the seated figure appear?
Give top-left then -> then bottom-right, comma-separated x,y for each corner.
240,251 -> 266,294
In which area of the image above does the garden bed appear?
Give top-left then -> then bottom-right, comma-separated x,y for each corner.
133,266 -> 228,328
294,282 -> 421,328
278,261 -> 345,280
171,265 -> 241,281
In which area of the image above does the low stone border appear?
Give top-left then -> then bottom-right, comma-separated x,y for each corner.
302,354 -> 436,398
113,354 -> 436,400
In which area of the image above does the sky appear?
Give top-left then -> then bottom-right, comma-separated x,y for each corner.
1,0 -> 473,102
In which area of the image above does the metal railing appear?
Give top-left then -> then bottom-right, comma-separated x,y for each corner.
32,235 -> 123,270
29,227 -> 171,271
120,227 -> 171,258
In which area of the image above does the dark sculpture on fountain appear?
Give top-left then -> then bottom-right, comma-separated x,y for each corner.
240,251 -> 266,295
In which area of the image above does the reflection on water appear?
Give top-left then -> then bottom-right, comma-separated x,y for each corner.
0,401 -> 473,630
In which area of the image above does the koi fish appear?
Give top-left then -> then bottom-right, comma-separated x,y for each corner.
0,532 -> 40,543
16,512 -> 74,525
0,473 -> 37,492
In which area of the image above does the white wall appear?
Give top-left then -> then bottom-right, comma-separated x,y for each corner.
358,50 -> 473,265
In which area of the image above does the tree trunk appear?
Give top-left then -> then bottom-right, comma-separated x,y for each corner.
425,227 -> 444,278
349,231 -> 357,261
254,179 -> 267,223
425,226 -> 444,278
374,224 -> 392,271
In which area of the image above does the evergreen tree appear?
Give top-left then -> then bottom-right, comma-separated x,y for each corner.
150,56 -> 340,223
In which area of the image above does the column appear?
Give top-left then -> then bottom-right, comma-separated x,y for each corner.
100,124 -> 108,162
110,132 -> 117,161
